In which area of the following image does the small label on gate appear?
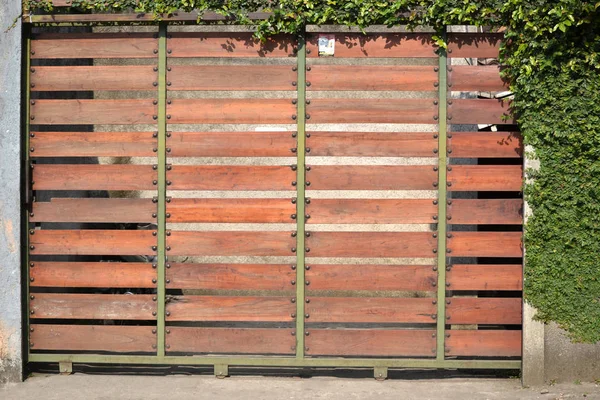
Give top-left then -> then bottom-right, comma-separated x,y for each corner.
318,34 -> 335,57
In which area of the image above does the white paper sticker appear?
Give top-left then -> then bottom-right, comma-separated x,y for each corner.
318,34 -> 335,57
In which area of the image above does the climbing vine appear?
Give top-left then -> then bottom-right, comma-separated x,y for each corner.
24,0 -> 600,343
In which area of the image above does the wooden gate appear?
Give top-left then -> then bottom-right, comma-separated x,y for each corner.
25,24 -> 523,376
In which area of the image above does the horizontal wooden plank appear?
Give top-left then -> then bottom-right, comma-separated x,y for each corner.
30,262 -> 156,289
307,199 -> 438,224
166,231 -> 295,257
307,131 -> 438,157
449,199 -> 523,225
27,11 -> 271,22
446,330 -> 522,357
306,33 -> 437,58
308,99 -> 437,124
167,131 -> 294,157
449,99 -> 514,125
446,298 -> 522,325
307,165 -> 438,190
30,293 -> 156,320
31,33 -> 158,59
166,263 -> 295,291
448,232 -> 523,258
306,329 -> 436,357
30,230 -> 156,256
31,100 -> 156,125
167,166 -> 295,191
165,296 -> 294,322
166,99 -> 295,124
167,327 -> 294,354
447,265 -> 523,291
306,297 -> 436,323
449,131 -> 523,158
30,66 -> 157,91
30,325 -> 156,353
450,66 -> 508,92
306,232 -> 437,258
33,165 -> 157,191
447,33 -> 503,59
448,165 -> 523,192
168,65 -> 296,91
31,198 -> 156,223
305,264 -> 436,292
168,33 -> 296,58
306,65 -> 437,91
30,131 -> 157,157
167,198 -> 295,223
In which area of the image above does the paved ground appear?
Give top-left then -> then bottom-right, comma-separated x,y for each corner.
1,370 -> 599,400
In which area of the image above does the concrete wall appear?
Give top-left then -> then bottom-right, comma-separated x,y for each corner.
0,0 -> 23,385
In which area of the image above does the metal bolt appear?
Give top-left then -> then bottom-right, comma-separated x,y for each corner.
306,49 -> 312,54
291,232 -> 297,237
434,67 -> 439,72
166,115 -> 171,120
152,278 -> 157,283
152,311 -> 157,316
447,249 -> 452,254
167,100 -> 172,105
291,247 -> 296,253
446,300 -> 451,305
292,99 -> 297,105
292,66 -> 298,71
153,296 -> 157,301
291,198 -> 297,204
166,329 -> 171,334
433,115 -> 439,121
448,149 -> 453,154
166,246 -> 171,251
292,132 -> 297,138
291,313 -> 296,318
305,331 -> 310,336
153,82 -> 158,87
291,165 -> 297,171
152,329 -> 157,334
305,198 -> 311,204
306,82 -> 311,87
29,229 -> 35,235
433,100 -> 439,105
433,182 -> 439,187
152,213 -> 157,218
305,214 -> 310,220
305,147 -> 311,153
305,265 -> 310,270
305,280 -> 310,285
306,99 -> 311,105
291,298 -> 296,303
291,148 -> 297,153
166,263 -> 171,268
291,265 -> 297,270
154,49 -> 159,54
306,181 -> 311,186
447,166 -> 453,171
166,311 -> 171,316
433,233 -> 438,238
166,213 -> 171,218
291,331 -> 296,336
152,231 -> 157,236
153,148 -> 158,153
31,100 -> 35,105
29,245 -> 35,250
448,100 -> 453,105
292,181 -> 297,186
153,115 -> 158,120
433,149 -> 438,154
447,233 -> 453,239
167,181 -> 172,186
433,200 -> 438,205
305,232 -> 311,237
306,66 -> 312,71
167,49 -> 172,54
153,67 -> 158,72
291,214 -> 297,219
30,262 -> 34,268
434,82 -> 439,87
447,182 -> 452,187
446,282 -> 451,287
431,314 -> 437,320
30,83 -> 35,88
152,264 -> 157,269
30,310 -> 34,315
305,116 -> 311,121
433,249 -> 437,254
447,315 -> 451,320
305,248 -> 310,253
447,134 -> 453,139
292,115 -> 297,120
292,81 -> 297,86
167,82 -> 172,86
433,216 -> 438,221
30,277 -> 34,282
166,279 -> 171,284
30,116 -> 35,121
305,314 -> 310,318
152,246 -> 157,251
153,100 -> 158,105
447,200 -> 453,205
432,281 -> 436,287
306,299 -> 310,303
433,266 -> 438,271
432,300 -> 437,305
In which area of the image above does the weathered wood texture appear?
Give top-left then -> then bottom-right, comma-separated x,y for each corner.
305,329 -> 436,357
306,33 -> 437,58
447,232 -> 523,258
166,231 -> 295,257
449,132 -> 522,158
29,230 -> 156,256
449,99 -> 514,125
446,298 -> 522,325
167,166 -> 295,191
33,165 -> 157,191
166,263 -> 295,291
30,132 -> 158,157
167,131 -> 294,157
446,330 -> 522,357
30,66 -> 157,91
448,165 -> 523,192
307,131 -> 438,157
307,99 -> 437,124
447,265 -> 523,291
30,262 -> 156,288
448,199 -> 523,225
306,166 -> 438,190
30,325 -> 156,352
31,198 -> 156,223
307,199 -> 437,224
167,65 -> 296,90
165,296 -> 294,322
31,100 -> 156,125
167,33 -> 296,58
449,66 -> 508,92
30,294 -> 156,320
166,328 -> 295,354
166,198 -> 295,223
447,33 -> 503,59
166,99 -> 295,124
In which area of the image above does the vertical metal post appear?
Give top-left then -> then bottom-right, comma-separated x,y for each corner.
156,23 -> 168,357
435,32 -> 449,361
23,25 -> 32,357
295,33 -> 307,359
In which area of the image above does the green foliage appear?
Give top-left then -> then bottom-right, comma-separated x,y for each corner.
24,0 -> 600,343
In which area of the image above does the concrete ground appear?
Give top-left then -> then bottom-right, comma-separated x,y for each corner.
1,371 -> 599,400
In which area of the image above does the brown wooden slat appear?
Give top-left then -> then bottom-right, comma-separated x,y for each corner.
30,262 -> 156,288
167,198 -> 295,223
306,329 -> 436,357
166,263 -> 295,291
31,100 -> 156,125
307,199 -> 438,224
30,325 -> 156,353
167,131 -> 294,157
31,198 -> 156,223
168,65 -> 296,91
167,166 -> 295,191
305,264 -> 436,292
450,66 -> 508,92
168,33 -> 296,58
449,132 -> 522,158
31,33 -> 157,59
166,99 -> 295,124
28,11 -> 271,22
306,297 -> 436,323
449,199 -> 523,225
33,165 -> 157,191
447,33 -> 503,59
165,296 -> 294,322
166,231 -> 295,257
306,232 -> 437,258
446,298 -> 522,325
448,232 -> 523,258
30,132 -> 157,157
307,65 -> 437,91
447,265 -> 523,291
167,327 -> 294,354
449,99 -> 514,125
307,165 -> 438,190
29,230 -> 156,256
448,165 -> 523,192
446,330 -> 522,357
30,66 -> 157,91
308,99 -> 437,124
307,132 -> 438,157
306,33 -> 437,58
30,294 -> 156,320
